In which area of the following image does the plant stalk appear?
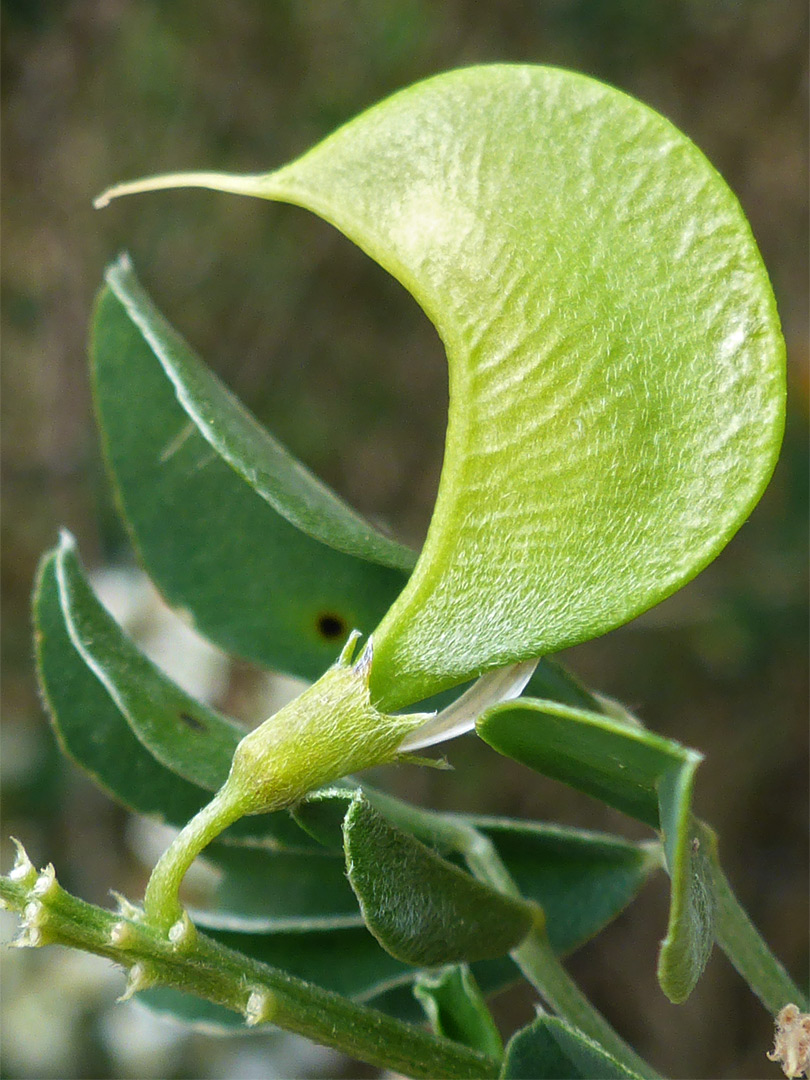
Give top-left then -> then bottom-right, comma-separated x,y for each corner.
701,823 -> 809,1015
0,869 -> 497,1080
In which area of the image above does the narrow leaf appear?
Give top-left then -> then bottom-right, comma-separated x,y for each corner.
105,255 -> 415,573
344,795 -> 534,965
34,547 -> 314,850
55,531 -> 241,791
35,550 -> 212,828
414,965 -> 503,1059
98,65 -> 785,707
476,699 -> 699,828
501,1016 -> 644,1079
477,699 -> 711,1001
91,275 -> 409,681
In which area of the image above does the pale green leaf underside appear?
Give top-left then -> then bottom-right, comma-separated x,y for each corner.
97,64 -> 785,710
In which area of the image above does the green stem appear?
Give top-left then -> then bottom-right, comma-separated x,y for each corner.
0,871 -> 497,1080
368,790 -> 660,1078
143,783 -> 250,930
702,824 -> 809,1015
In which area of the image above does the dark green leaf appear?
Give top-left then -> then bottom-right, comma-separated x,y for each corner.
295,787 -> 657,956
414,965 -> 503,1059
469,817 -> 658,957
34,546 -> 315,850
291,783 -> 359,851
476,699 -> 698,830
135,988 -> 245,1033
55,531 -> 241,791
477,699 -> 711,1001
105,255 -> 415,573
501,1016 -> 643,1079
524,659 -> 600,713
198,844 -> 362,931
209,923 -> 411,997
91,270 -> 410,681
343,795 -> 533,965
35,550 -> 212,828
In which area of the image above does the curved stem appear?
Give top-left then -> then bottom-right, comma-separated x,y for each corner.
143,782 -> 249,930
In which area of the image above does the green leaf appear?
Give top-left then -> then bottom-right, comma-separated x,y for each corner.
91,271 -> 410,681
501,1016 -> 643,1079
477,699 -> 711,1001
54,531 -> 242,791
524,659 -> 600,714
414,965 -> 503,1059
197,844 -> 363,931
34,545 -> 314,851
35,550 -> 213,828
362,956 -> 518,1025
468,817 -> 658,957
98,64 -> 785,708
104,255 -> 415,574
343,794 -> 533,965
135,989 -> 245,1033
294,787 -> 657,957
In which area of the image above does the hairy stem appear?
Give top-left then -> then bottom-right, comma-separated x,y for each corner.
143,784 -> 249,930
0,865 -> 497,1080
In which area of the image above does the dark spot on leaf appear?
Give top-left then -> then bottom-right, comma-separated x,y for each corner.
178,711 -> 206,732
316,612 -> 347,641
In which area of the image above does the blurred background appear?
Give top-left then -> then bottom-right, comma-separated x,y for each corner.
1,2 -> 807,1077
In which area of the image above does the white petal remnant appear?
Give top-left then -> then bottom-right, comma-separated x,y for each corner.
12,924 -> 43,948
398,658 -> 539,753
244,987 -> 275,1027
767,1004 -> 810,1079
13,900 -> 48,948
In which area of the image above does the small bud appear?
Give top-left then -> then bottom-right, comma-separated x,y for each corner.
244,987 -> 275,1027
168,910 -> 195,950
110,920 -> 137,948
118,962 -> 154,1002
8,838 -> 37,887
32,864 -> 57,899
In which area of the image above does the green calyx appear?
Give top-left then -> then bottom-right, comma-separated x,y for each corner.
223,632 -> 432,815
142,633 -> 431,930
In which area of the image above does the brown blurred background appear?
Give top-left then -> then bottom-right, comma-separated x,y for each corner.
1,2 -> 807,1077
